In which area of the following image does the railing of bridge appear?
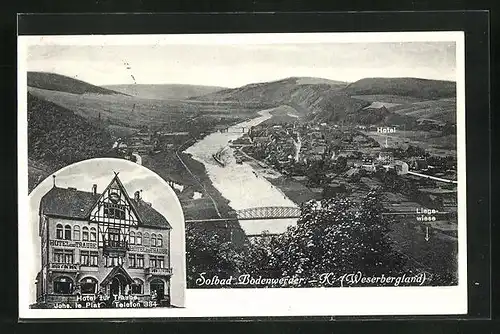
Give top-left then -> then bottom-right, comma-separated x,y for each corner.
237,206 -> 301,220
185,206 -> 302,223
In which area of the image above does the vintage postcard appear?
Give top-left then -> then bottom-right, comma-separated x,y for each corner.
18,31 -> 467,318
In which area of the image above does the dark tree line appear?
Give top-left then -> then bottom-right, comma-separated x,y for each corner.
28,93 -> 114,165
28,93 -> 115,189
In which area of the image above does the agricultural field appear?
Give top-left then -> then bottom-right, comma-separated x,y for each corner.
28,86 -> 261,130
362,130 -> 457,157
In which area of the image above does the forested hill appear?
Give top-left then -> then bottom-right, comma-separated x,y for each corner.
194,76 -> 456,127
27,92 -> 114,190
27,71 -> 126,96
194,76 -> 348,106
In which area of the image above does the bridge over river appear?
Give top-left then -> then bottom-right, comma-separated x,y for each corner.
185,206 -> 301,223
184,108 -> 299,236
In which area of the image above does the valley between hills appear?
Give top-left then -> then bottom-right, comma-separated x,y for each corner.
26,71 -> 459,287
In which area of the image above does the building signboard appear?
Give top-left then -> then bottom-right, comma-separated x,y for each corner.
129,245 -> 168,254
49,239 -> 98,249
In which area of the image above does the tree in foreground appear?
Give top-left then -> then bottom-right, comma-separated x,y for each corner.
245,190 -> 410,287
185,224 -> 246,288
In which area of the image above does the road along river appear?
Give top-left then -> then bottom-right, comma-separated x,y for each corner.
184,108 -> 298,236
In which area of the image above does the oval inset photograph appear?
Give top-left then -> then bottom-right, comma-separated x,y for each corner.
21,158 -> 186,310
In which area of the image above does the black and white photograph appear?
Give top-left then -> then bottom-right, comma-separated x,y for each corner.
18,32 -> 467,317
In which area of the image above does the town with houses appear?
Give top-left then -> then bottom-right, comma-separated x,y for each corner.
111,117 -> 458,243
239,121 -> 456,227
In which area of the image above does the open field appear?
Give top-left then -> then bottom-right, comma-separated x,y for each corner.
388,98 -> 456,123
29,87 -> 193,127
103,83 -> 226,100
142,150 -> 234,220
351,94 -> 456,125
267,176 -> 319,204
362,130 -> 457,157
351,94 -> 426,104
345,77 -> 456,100
28,87 -> 262,130
388,218 -> 458,285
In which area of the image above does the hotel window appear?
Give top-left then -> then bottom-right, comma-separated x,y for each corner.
105,254 -> 123,267
80,251 -> 98,267
128,254 -> 136,268
73,225 -> 80,241
128,254 -> 144,268
64,225 -> 72,240
80,277 -> 98,294
137,254 -> 144,268
56,224 -> 63,239
103,203 -> 126,220
149,255 -> 164,268
143,233 -> 150,246
107,228 -> 121,247
82,226 -> 89,241
151,233 -> 157,247
53,276 -> 73,295
131,278 -> 143,295
53,249 -> 74,264
90,227 -> 97,241
157,234 -> 163,247
136,232 -> 142,245
130,231 -> 136,245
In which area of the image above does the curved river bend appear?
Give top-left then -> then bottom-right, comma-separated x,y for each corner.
184,109 -> 298,235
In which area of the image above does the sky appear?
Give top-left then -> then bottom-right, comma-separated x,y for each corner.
26,41 -> 457,88
22,158 -> 186,307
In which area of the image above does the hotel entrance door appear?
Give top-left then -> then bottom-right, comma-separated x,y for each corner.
101,265 -> 134,306
107,274 -> 130,302
110,277 -> 122,296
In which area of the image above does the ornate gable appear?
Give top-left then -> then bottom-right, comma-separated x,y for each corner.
89,173 -> 141,227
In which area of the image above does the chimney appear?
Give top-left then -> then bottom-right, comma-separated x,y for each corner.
52,175 -> 56,187
92,184 -> 97,195
134,191 -> 140,201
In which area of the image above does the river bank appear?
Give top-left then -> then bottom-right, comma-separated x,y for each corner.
184,109 -> 297,210
183,108 -> 305,235
142,150 -> 234,220
238,150 -> 318,206
144,106 -> 316,235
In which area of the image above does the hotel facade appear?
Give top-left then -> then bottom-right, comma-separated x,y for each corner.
32,173 -> 174,308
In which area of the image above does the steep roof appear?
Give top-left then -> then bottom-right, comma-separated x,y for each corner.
39,187 -> 100,219
40,186 -> 171,229
131,198 -> 172,229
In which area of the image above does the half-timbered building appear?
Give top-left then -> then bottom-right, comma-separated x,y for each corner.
33,173 -> 173,308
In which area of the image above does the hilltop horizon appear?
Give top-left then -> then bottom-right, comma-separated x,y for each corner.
26,41 -> 457,87
28,70 -> 456,91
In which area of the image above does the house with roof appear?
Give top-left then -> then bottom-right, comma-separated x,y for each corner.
377,147 -> 394,163
410,158 -> 429,171
32,173 -> 173,309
